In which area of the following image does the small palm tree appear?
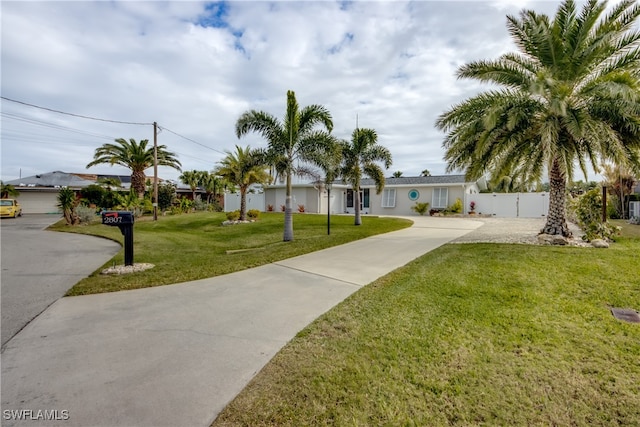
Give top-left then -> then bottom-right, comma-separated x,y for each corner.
215,145 -> 270,221
1,181 -> 19,198
179,170 -> 202,201
420,169 -> 431,177
436,0 -> 640,237
87,138 -> 182,199
340,128 -> 392,225
392,171 -> 403,178
236,90 -> 334,241
57,187 -> 78,225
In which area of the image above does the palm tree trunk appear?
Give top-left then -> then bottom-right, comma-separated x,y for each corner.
131,170 -> 146,199
541,158 -> 571,237
283,171 -> 294,241
240,187 -> 247,221
354,188 -> 362,226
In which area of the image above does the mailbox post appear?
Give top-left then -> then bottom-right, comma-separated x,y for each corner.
102,211 -> 135,266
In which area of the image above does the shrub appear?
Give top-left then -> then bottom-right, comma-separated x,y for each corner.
226,210 -> 241,221
411,202 -> 430,216
267,204 -> 274,212
180,198 -> 194,213
570,187 -> 619,241
76,205 -> 96,225
429,208 -> 442,216
247,209 -> 260,220
449,198 -> 463,214
281,205 -> 286,212
297,204 -> 306,213
157,182 -> 177,212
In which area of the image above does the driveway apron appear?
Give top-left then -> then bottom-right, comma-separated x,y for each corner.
1,217 -> 482,427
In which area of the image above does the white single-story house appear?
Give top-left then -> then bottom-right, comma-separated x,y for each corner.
263,175 -> 487,216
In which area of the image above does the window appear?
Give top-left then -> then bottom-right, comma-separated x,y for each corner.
381,188 -> 396,208
432,188 -> 448,208
408,189 -> 420,201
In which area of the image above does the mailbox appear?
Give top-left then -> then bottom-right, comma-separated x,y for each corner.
101,211 -> 135,266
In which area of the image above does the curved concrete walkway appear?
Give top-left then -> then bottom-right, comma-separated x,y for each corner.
1,217 -> 482,427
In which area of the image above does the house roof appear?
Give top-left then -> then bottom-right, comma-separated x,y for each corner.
337,175 -> 483,187
5,171 -> 97,188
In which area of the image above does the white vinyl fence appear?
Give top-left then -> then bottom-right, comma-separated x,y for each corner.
223,193 -> 265,212
471,193 -> 549,218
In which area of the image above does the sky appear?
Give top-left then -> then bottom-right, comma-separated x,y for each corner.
1,0 -> 589,184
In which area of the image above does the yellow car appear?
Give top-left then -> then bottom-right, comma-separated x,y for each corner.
0,199 -> 22,218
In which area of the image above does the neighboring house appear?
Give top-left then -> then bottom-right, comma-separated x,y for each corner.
4,171 -> 97,214
262,175 -> 487,216
3,171 -> 180,214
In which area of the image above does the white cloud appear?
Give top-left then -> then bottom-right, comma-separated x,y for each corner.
0,0 -> 597,184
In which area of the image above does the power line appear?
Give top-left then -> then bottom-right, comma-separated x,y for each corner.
1,96 -> 153,126
158,125 -> 226,155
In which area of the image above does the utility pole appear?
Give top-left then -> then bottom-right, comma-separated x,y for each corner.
153,122 -> 159,221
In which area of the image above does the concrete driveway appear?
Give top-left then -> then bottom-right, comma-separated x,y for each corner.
1,216 -> 483,427
1,214 -> 121,348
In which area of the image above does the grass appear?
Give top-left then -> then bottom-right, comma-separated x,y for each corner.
49,212 -> 411,295
213,226 -> 640,426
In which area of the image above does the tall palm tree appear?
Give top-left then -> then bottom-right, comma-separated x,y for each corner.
236,90 -> 334,241
340,128 -> 392,225
87,138 -> 181,199
214,145 -> 269,221
436,0 -> 640,237
179,170 -> 202,201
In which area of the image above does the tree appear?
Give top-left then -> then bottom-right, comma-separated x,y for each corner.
57,187 -> 78,225
87,138 -> 182,199
340,128 -> 392,225
392,171 -> 403,178
1,181 -> 19,198
236,90 -> 334,241
214,145 -> 270,221
436,0 -> 640,237
200,172 -> 219,205
179,170 -> 202,201
602,163 -> 635,218
420,169 -> 431,177
157,182 -> 177,212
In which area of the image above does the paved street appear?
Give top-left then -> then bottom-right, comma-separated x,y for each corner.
1,214 -> 121,348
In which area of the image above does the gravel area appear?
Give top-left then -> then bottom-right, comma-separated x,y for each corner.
452,217 -> 589,246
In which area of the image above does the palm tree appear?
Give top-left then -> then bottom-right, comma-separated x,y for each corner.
236,90 -> 334,241
436,0 -> 640,237
200,172 -> 220,205
1,181 -> 19,198
214,145 -> 270,221
420,169 -> 431,177
179,170 -> 202,201
57,187 -> 78,225
87,138 -> 182,199
602,163 -> 635,218
340,128 -> 392,225
392,171 -> 403,178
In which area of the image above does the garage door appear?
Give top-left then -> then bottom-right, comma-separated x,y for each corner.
16,192 -> 60,214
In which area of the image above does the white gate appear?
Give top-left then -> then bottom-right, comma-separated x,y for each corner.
630,201 -> 640,219
472,193 -> 548,218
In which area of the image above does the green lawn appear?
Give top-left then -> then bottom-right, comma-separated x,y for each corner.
50,212 -> 411,295
213,228 -> 640,426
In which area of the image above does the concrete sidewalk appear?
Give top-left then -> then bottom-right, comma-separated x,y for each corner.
1,217 -> 482,427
